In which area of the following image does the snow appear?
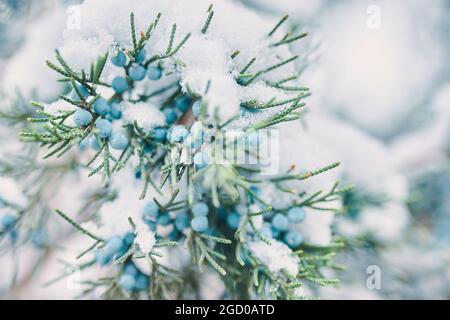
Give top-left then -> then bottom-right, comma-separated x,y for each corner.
43,100 -> 77,115
58,0 -> 301,121
248,240 -> 299,276
121,101 -> 165,131
294,112 -> 411,242
297,208 -> 334,246
85,167 -> 158,239
2,5 -> 67,100
293,286 -> 307,298
82,165 -> 176,258
360,203 -> 409,241
277,119 -> 342,190
135,222 -> 156,254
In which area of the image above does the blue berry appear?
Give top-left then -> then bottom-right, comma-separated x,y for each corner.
110,132 -> 129,150
93,97 -> 110,116
271,227 -> 281,238
163,108 -> 177,125
272,213 -> 289,231
165,128 -> 173,141
151,127 -> 167,142
95,118 -> 112,138
70,84 -> 90,100
175,96 -> 191,112
144,219 -> 157,231
129,64 -> 147,81
144,202 -> 159,217
31,230 -> 47,248
284,231 -> 303,248
193,152 -> 210,169
123,263 -> 139,276
169,125 -> 188,143
111,50 -> 127,67
118,274 -> 136,291
287,207 -> 306,223
134,274 -> 148,291
192,100 -> 202,117
250,185 -> 260,195
116,241 -> 132,259
94,250 -> 112,266
109,103 -> 122,119
157,213 -> 171,226
191,216 -> 208,232
1,214 -> 16,230
135,49 -> 146,63
123,232 -> 135,246
217,208 -> 227,219
105,236 -> 124,255
74,109 -> 93,126
226,212 -> 241,229
9,229 -> 18,244
174,213 -> 190,231
111,76 -> 129,94
78,137 -> 89,150
143,143 -> 154,154
90,136 -> 101,150
192,202 -> 208,216
147,65 -> 162,80
169,229 -> 182,241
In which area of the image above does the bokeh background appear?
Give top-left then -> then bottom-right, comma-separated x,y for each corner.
0,0 -> 449,299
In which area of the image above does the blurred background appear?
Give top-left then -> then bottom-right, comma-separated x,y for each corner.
0,0 -> 449,299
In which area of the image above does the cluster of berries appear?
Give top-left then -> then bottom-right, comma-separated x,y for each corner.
262,207 -> 306,248
71,84 -> 128,151
110,49 -> 162,93
94,232 -> 135,266
117,262 -> 149,292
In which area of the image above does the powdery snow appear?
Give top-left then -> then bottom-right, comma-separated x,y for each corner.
135,222 -> 156,254
3,5 -> 67,100
58,0 -> 302,121
121,101 -> 165,131
248,240 -> 299,276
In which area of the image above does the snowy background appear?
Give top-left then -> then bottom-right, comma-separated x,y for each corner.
0,0 -> 449,299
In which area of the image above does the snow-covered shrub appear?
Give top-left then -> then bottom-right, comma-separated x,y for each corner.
1,0 -> 352,299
